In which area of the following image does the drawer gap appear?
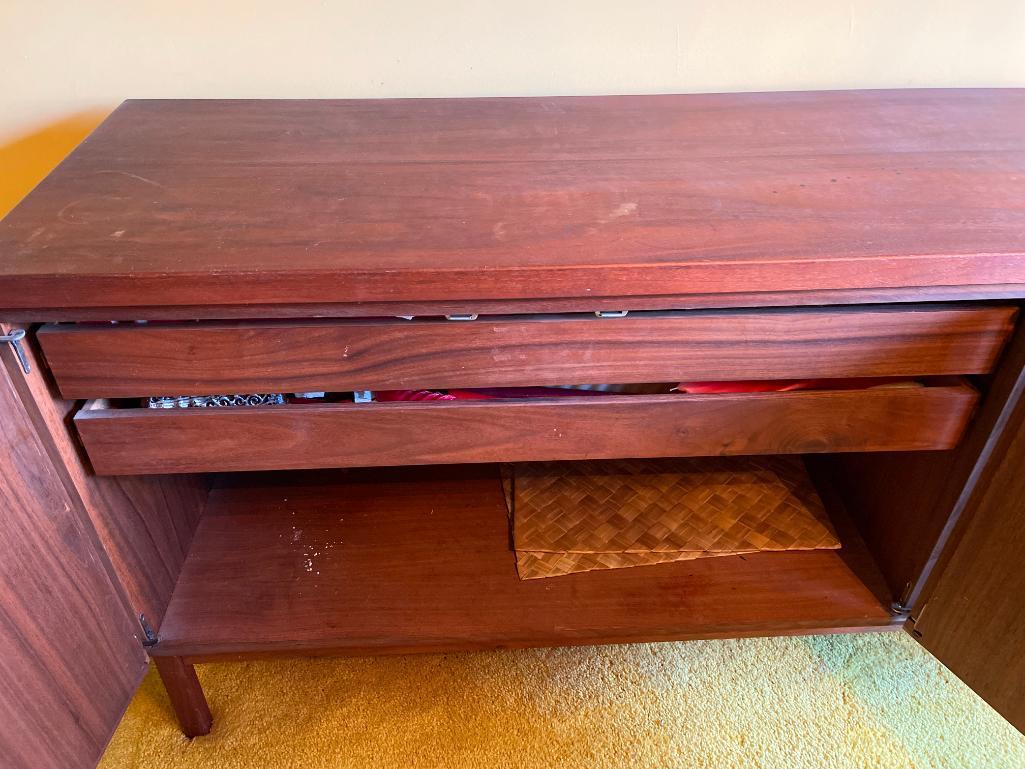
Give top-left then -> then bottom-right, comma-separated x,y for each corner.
82,375 -> 965,412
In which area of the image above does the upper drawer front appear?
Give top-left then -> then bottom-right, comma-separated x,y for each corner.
38,305 -> 1016,399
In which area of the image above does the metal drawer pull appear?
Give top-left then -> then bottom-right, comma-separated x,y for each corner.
1,328 -> 30,374
595,310 -> 629,318
445,313 -> 479,321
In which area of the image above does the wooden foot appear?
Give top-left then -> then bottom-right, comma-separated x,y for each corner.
154,656 -> 212,737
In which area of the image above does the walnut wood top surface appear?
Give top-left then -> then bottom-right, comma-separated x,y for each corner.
3,90 -> 1025,311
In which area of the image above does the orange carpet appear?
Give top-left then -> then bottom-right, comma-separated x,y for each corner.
99,632 -> 1025,768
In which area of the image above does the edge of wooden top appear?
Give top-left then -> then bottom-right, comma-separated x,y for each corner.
4,88 -> 1025,313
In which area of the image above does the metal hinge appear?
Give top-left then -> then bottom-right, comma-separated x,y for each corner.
888,581 -> 915,618
889,601 -> 912,618
0,328 -> 30,374
139,614 -> 158,647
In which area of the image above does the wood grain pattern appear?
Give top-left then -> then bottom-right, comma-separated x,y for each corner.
38,305 -> 1015,399
4,91 -> 1025,311
75,383 -> 978,475
9,324 -> 209,629
910,376 -> 1025,733
151,466 -> 894,659
0,343 -> 147,769
74,476 -> 209,629
820,307 -> 1025,607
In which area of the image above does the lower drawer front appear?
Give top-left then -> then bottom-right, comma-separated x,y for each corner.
75,381 -> 978,475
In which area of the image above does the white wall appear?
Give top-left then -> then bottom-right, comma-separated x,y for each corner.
3,0 -> 1025,141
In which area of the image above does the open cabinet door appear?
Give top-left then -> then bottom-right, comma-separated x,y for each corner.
0,347 -> 148,768
907,378 -> 1025,734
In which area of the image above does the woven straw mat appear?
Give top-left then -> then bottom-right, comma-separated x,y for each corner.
502,457 -> 840,579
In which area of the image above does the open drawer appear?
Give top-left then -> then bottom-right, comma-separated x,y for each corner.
75,379 -> 979,475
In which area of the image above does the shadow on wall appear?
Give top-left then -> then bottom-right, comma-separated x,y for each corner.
0,110 -> 112,217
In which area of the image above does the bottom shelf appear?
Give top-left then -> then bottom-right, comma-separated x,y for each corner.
154,464 -> 898,660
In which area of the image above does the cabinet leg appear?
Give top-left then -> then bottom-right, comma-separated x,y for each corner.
154,656 -> 212,737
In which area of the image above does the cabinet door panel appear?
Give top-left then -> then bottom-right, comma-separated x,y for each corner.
0,353 -> 147,769
909,377 -> 1025,734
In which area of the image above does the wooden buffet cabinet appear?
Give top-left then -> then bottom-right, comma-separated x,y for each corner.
2,90 -> 1025,767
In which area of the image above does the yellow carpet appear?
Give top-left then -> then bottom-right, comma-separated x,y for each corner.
99,632 -> 1024,769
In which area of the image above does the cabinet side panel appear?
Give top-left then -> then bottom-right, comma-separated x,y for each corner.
822,309 -> 1025,606
75,474 -> 209,629
13,325 -> 209,629
817,450 -> 952,603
